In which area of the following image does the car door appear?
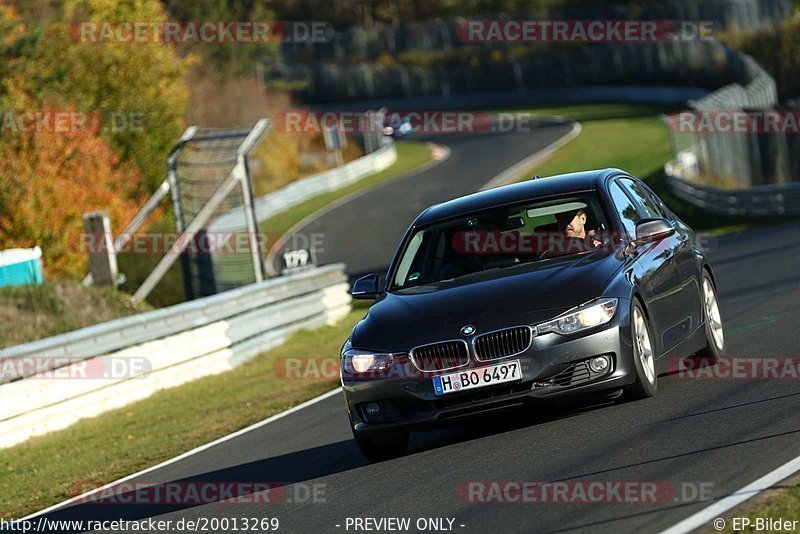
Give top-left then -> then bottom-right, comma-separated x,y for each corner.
616,177 -> 697,351
609,178 -> 680,354
637,181 -> 704,339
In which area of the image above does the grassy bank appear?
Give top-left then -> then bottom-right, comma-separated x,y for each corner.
0,282 -> 151,349
709,474 -> 800,532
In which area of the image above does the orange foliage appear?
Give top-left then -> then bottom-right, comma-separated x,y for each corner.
0,116 -> 143,278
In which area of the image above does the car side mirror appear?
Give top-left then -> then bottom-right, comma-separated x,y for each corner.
634,218 -> 675,245
351,273 -> 382,300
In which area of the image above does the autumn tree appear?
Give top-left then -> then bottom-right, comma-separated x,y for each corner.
5,0 -> 191,192
0,119 -> 143,278
0,1 -> 188,277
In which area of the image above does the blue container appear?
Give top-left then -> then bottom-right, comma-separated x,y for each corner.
0,247 -> 44,288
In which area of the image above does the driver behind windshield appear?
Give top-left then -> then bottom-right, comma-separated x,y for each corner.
554,208 -> 603,247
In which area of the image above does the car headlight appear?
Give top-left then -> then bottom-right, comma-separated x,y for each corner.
537,298 -> 618,335
342,348 -> 395,375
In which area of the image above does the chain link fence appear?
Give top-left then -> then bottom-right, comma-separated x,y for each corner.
170,126 -> 266,297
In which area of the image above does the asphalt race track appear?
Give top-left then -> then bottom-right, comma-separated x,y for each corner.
29,123 -> 800,534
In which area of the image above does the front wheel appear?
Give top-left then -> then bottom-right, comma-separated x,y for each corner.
692,272 -> 725,364
352,427 -> 409,462
624,300 -> 658,400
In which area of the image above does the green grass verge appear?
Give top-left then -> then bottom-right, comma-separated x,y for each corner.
518,103 -> 675,182
0,307 -> 366,519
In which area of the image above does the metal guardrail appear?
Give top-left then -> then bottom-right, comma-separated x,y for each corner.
0,264 -> 350,448
0,264 -> 348,385
666,163 -> 800,217
664,42 -> 799,214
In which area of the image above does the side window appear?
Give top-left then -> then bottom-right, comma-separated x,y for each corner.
609,182 -> 642,237
618,178 -> 664,218
641,183 -> 672,219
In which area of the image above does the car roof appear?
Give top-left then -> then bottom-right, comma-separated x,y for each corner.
414,168 -> 627,226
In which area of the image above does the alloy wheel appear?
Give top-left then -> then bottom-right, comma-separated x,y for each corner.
703,278 -> 724,351
634,307 -> 655,385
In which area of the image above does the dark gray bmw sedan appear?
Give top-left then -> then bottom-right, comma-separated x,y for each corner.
341,169 -> 724,461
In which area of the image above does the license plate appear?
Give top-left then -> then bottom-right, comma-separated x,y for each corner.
432,360 -> 522,396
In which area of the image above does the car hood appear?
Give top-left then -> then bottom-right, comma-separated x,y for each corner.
351,251 -> 624,352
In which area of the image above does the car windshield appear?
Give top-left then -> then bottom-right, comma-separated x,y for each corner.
391,193 -> 612,290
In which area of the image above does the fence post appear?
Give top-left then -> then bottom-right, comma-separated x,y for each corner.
82,211 -> 118,287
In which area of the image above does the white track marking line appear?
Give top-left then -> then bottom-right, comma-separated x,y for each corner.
18,388 -> 342,521
659,454 -> 800,534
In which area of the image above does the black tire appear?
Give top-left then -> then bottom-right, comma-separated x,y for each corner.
352,427 -> 409,462
691,272 -> 725,365
624,300 -> 658,400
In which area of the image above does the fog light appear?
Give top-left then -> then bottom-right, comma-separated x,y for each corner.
365,403 -> 381,417
589,356 -> 610,373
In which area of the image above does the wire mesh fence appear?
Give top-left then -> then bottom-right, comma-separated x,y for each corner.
169,126 -> 267,297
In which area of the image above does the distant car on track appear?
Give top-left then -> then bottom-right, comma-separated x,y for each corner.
382,116 -> 414,138
341,168 -> 725,461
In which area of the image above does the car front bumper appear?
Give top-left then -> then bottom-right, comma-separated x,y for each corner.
342,300 -> 636,435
